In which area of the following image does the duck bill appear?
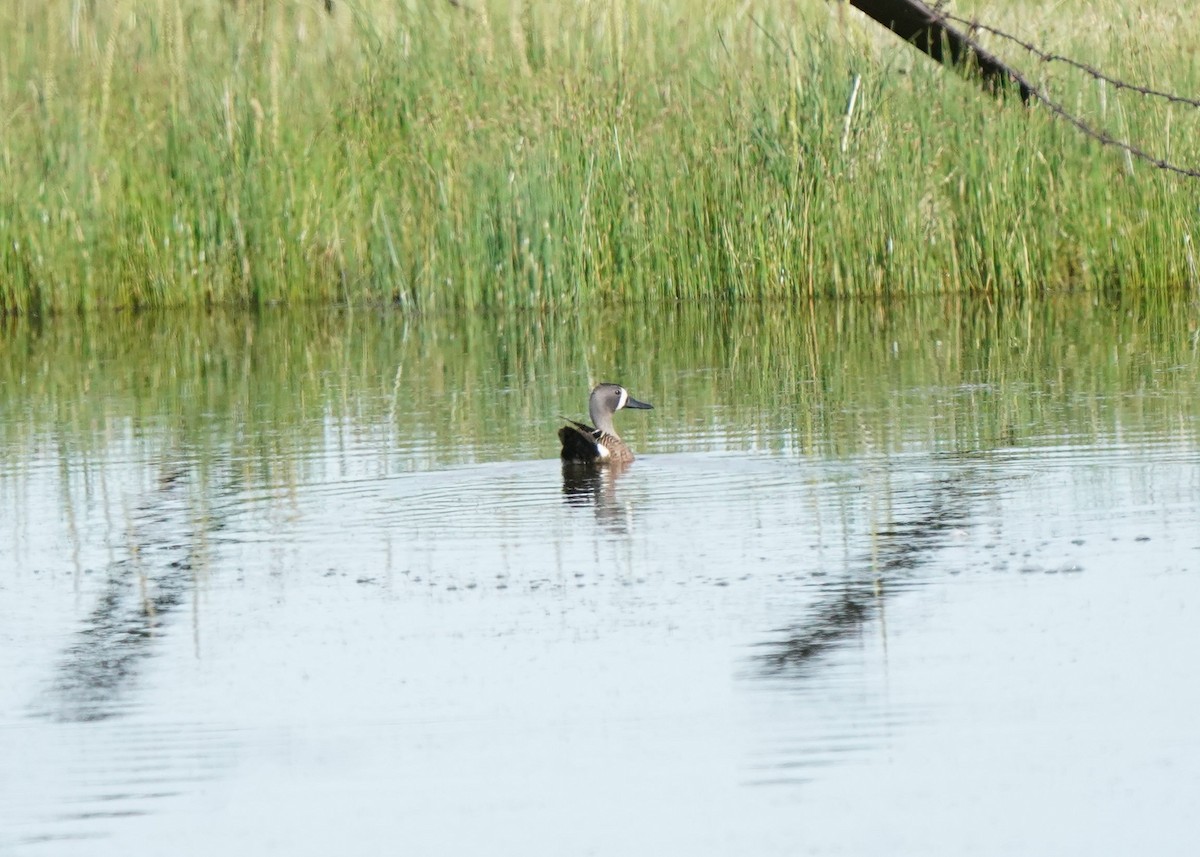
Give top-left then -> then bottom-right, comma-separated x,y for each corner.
624,396 -> 653,410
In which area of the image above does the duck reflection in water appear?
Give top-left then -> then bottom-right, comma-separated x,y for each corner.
561,459 -> 635,532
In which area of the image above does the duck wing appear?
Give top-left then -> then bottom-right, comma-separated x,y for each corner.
558,419 -> 601,462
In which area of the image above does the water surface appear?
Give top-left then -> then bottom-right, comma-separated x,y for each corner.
2,297 -> 1199,855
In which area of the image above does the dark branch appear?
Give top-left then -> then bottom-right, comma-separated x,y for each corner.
849,0 -> 1034,102
849,0 -> 1200,179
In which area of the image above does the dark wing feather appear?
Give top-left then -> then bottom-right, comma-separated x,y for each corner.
559,420 -> 601,462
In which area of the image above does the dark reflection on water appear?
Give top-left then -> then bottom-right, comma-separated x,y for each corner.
45,569 -> 186,723
17,832 -> 108,846
756,470 -> 986,675
36,462 -> 216,724
10,457 -> 241,853
30,453 -> 243,857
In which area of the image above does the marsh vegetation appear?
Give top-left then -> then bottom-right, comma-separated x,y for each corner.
2,0 -> 1199,314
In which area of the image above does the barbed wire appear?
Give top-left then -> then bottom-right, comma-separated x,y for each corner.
931,8 -> 1200,179
942,11 -> 1200,110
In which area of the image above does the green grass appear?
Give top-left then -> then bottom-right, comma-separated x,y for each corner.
1,0 -> 1199,314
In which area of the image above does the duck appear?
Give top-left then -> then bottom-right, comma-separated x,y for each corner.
559,383 -> 653,464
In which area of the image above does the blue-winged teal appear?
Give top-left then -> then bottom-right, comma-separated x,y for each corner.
559,383 -> 653,464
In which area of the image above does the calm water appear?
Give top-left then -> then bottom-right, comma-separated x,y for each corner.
2,297 -> 1199,855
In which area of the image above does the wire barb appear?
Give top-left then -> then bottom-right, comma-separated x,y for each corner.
944,12 -> 1200,110
933,8 -> 1200,179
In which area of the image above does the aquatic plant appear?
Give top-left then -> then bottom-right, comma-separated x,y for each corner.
1,0 -> 1198,314
3,292 -> 1197,473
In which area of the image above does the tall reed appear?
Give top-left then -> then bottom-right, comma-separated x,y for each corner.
1,0 -> 1198,314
